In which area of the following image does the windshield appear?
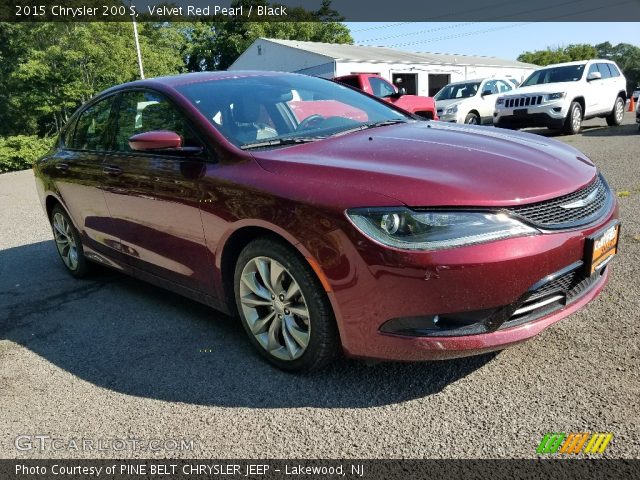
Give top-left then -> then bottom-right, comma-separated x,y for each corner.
521,65 -> 585,86
174,74 -> 411,148
434,82 -> 480,101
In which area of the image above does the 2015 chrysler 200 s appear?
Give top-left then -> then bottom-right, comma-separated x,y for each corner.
34,72 -> 620,371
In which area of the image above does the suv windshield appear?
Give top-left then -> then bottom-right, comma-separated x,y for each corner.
175,74 -> 411,148
521,65 -> 585,86
434,82 -> 480,101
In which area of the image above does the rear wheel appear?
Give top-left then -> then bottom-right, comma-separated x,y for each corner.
563,101 -> 582,134
50,205 -> 90,278
234,238 -> 340,371
606,96 -> 625,126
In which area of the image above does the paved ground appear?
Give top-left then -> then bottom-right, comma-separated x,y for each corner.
1,114 -> 639,459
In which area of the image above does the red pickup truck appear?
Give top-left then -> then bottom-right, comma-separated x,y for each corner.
334,74 -> 438,120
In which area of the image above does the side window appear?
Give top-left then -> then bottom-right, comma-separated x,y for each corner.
337,77 -> 361,89
113,91 -> 202,153
597,63 -> 612,79
605,63 -> 620,77
62,117 -> 78,148
587,63 -> 599,77
69,98 -> 114,151
483,80 -> 498,94
369,77 -> 396,98
497,80 -> 512,93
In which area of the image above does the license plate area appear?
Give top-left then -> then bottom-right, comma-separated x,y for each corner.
585,221 -> 620,274
514,109 -> 528,116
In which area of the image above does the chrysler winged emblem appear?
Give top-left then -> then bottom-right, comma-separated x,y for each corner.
559,189 -> 599,209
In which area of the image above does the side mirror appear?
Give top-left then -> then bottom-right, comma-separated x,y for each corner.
481,89 -> 493,97
128,130 -> 203,155
587,71 -> 602,81
129,130 -> 182,151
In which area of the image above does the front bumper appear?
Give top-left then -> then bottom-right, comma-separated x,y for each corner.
494,99 -> 567,129
323,202 -> 618,361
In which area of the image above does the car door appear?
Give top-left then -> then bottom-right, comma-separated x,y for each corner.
49,95 -> 123,262
585,63 -> 605,115
478,80 -> 500,123
597,63 -> 616,112
101,89 -> 214,293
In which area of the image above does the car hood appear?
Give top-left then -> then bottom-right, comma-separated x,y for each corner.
435,98 -> 466,110
251,121 -> 597,208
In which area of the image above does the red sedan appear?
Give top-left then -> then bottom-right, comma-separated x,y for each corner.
34,72 -> 620,371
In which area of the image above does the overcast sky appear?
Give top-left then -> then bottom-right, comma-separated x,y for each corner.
345,22 -> 640,60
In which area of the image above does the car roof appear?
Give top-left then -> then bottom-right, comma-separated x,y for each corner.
444,77 -> 511,86
534,59 -> 617,69
100,70 -> 303,95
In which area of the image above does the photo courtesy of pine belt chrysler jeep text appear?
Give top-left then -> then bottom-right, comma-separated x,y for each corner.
34,71 -> 620,371
493,59 -> 626,134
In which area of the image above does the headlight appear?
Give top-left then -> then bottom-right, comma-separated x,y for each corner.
346,208 -> 538,251
444,105 -> 458,115
546,92 -> 566,101
496,97 -> 505,105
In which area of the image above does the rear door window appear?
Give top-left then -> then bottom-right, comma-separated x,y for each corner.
369,77 -> 396,98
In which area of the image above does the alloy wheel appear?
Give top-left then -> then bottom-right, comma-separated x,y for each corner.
239,256 -> 311,361
615,99 -> 624,123
572,105 -> 582,132
52,212 -> 79,271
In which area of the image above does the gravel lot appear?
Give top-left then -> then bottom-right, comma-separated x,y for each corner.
1,114 -> 639,459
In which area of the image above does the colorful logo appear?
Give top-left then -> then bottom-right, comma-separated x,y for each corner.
537,433 -> 613,455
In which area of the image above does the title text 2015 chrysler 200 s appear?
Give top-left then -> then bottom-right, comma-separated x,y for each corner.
34,72 -> 620,371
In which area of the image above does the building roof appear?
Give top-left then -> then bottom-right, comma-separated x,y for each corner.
259,38 -> 537,69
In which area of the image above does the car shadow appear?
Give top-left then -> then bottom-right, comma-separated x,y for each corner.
0,241 -> 496,409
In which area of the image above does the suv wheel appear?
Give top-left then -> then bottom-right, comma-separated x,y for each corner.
234,238 -> 340,371
464,112 -> 480,125
50,205 -> 90,278
606,96 -> 625,126
563,101 -> 583,134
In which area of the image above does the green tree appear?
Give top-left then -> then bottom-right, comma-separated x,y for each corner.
517,44 -> 598,65
1,22 -> 186,136
181,0 -> 352,71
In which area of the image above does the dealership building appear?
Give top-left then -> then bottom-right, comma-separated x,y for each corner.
229,38 -> 538,97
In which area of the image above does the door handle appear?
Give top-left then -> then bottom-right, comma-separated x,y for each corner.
103,165 -> 123,176
55,163 -> 69,172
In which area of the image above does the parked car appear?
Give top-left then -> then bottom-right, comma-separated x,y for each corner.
334,73 -> 438,120
632,88 -> 640,103
434,77 -> 514,124
494,59 -> 627,134
35,71 -> 620,371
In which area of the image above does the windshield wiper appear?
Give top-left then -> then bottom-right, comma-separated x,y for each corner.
331,119 -> 408,137
240,136 -> 324,150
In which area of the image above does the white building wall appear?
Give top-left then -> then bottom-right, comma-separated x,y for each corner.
229,41 -> 536,96
229,39 -> 335,76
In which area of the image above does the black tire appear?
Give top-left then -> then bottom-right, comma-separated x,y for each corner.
50,205 -> 90,278
563,101 -> 583,135
234,237 -> 340,372
464,112 -> 480,125
606,96 -> 625,126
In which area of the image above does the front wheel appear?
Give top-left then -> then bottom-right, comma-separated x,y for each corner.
234,238 -> 340,371
50,205 -> 90,278
563,101 -> 583,134
464,112 -> 480,125
606,96 -> 625,126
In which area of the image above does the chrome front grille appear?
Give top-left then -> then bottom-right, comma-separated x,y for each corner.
505,95 -> 543,108
508,175 -> 609,229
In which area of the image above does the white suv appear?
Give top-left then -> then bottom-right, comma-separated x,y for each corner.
493,60 -> 626,134
435,77 -> 514,125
